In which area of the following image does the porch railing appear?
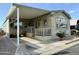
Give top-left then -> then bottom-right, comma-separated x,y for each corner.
35,28 -> 52,36
26,27 -> 34,33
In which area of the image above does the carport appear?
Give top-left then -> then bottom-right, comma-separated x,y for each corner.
6,3 -> 49,46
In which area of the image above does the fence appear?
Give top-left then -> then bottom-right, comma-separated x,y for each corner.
35,28 -> 51,36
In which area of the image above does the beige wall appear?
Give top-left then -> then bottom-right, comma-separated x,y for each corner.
33,14 -> 52,28
33,12 -> 71,36
50,12 -> 71,38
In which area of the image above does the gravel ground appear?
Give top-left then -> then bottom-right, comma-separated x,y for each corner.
0,37 -> 17,55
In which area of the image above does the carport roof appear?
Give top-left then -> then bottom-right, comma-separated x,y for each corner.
6,3 -> 50,19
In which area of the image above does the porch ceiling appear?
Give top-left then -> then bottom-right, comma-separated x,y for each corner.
7,3 -> 50,19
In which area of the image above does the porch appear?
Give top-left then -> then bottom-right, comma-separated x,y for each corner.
7,3 -> 50,46
9,19 -> 52,40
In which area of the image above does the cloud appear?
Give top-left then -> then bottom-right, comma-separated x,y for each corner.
69,10 -> 75,13
69,9 -> 79,14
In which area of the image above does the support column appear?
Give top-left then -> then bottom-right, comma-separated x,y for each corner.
17,8 -> 20,46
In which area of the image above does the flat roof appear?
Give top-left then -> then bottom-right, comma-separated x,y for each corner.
6,3 -> 50,19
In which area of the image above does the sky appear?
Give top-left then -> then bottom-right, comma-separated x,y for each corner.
0,3 -> 79,28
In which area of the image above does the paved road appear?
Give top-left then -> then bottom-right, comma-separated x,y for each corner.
54,44 -> 79,55
0,37 -> 16,55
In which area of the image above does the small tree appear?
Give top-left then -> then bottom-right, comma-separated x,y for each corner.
56,32 -> 65,41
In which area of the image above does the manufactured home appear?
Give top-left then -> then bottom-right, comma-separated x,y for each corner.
3,3 -> 71,42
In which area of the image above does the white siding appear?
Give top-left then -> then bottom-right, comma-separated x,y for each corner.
3,19 -> 9,37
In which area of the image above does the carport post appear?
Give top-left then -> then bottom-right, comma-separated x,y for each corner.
17,8 -> 20,46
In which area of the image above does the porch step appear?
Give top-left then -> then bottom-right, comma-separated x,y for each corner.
20,37 -> 46,48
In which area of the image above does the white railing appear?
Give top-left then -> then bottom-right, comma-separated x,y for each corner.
35,28 -> 52,36
26,27 -> 34,33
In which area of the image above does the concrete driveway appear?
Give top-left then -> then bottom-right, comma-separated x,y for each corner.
0,37 -> 16,55
54,44 -> 79,55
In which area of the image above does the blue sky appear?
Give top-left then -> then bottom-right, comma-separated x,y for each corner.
0,3 -> 79,28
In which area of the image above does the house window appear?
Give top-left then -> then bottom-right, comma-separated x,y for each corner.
56,16 -> 67,28
19,22 -> 23,26
14,22 -> 23,29
14,22 -> 23,26
35,21 -> 40,28
44,19 -> 47,27
10,23 -> 13,27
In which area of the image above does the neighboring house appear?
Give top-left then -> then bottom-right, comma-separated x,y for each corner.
70,20 -> 77,29
70,20 -> 79,35
2,3 -> 71,41
0,28 -> 5,36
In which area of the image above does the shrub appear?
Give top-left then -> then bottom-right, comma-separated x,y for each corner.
56,32 -> 65,41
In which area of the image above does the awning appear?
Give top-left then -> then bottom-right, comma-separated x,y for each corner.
6,3 -> 50,19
